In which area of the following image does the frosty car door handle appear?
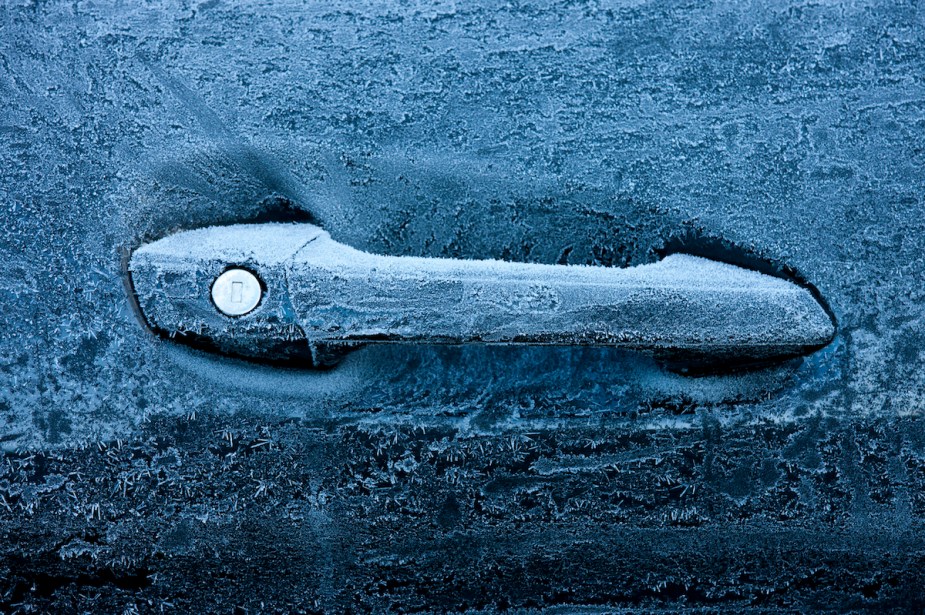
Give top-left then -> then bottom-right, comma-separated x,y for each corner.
128,223 -> 835,368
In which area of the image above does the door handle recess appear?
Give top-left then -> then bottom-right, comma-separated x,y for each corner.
128,223 -> 835,368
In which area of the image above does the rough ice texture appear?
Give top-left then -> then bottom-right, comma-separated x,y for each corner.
132,222 -> 833,360
2,0 -> 925,612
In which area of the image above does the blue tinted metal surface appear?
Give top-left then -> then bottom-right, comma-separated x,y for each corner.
1,1 -> 924,611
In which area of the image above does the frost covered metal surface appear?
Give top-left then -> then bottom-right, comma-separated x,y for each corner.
130,223 -> 834,364
2,0 -> 925,612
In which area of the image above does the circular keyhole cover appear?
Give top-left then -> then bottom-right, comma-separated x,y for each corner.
211,268 -> 262,316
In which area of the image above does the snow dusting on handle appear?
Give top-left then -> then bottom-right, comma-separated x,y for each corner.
130,223 -> 835,368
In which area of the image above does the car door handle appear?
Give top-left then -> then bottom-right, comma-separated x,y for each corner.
128,223 -> 835,368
